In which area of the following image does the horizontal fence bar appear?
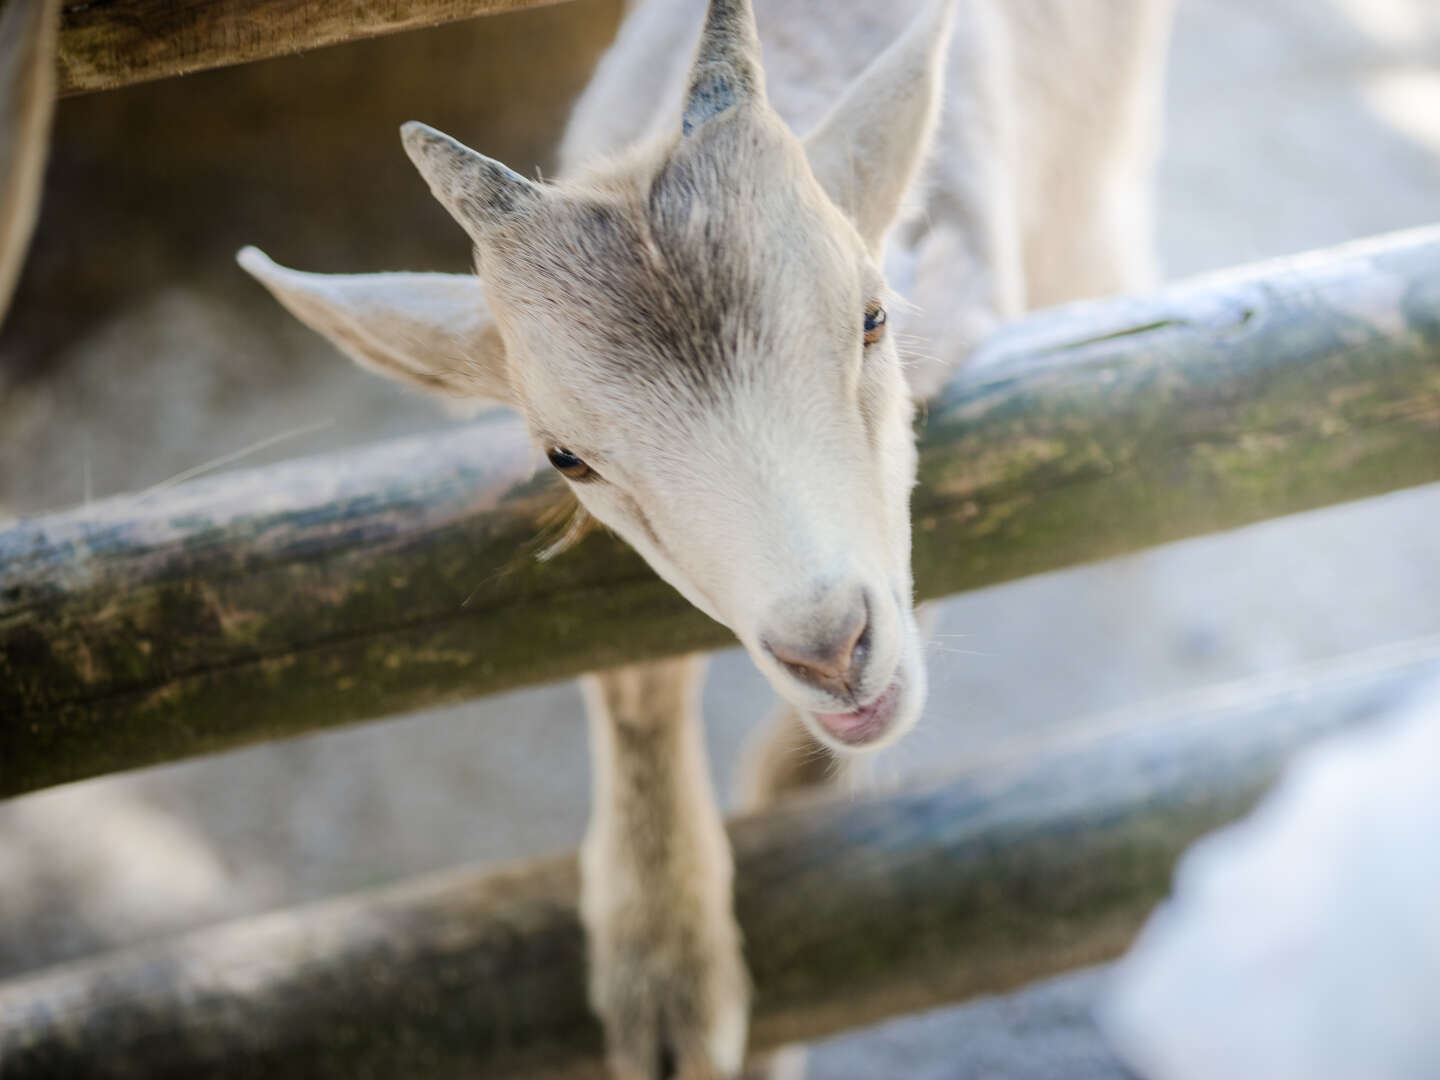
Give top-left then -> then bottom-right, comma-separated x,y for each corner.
0,642 -> 1403,1078
57,0 -> 571,96
3,226 -> 1440,798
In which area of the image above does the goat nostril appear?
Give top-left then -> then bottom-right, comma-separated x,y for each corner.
851,620 -> 871,673
764,598 -> 871,689
819,600 -> 869,682
778,657 -> 826,686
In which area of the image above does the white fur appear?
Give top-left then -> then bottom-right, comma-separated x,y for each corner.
565,0 -> 1173,397
238,1 -> 1171,1073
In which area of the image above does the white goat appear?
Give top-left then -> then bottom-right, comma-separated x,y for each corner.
239,0 -> 1171,1074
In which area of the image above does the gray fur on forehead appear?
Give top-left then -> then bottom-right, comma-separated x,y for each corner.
482,120 -> 856,399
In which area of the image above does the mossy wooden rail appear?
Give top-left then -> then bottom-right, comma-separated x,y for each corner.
0,641 -> 1414,1078
54,0 -> 576,96
4,226 -> 1440,798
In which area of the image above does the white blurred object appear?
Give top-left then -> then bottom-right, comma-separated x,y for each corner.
0,785 -> 234,973
1101,679 -> 1440,1080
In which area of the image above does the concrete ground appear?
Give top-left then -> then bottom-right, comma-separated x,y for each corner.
3,0 -> 1440,1073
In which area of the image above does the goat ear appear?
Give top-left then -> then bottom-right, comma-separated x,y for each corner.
237,247 -> 514,404
682,0 -> 765,136
400,122 -> 544,246
804,0 -> 955,251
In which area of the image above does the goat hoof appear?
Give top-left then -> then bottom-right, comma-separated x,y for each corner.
586,917 -> 750,1080
742,1046 -> 807,1080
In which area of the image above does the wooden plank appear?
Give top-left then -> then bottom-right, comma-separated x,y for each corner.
3,227 -> 1440,797
0,650 -> 1396,1078
57,0 -> 575,96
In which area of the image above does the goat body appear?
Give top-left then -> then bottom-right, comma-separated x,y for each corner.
240,0 -> 1172,1074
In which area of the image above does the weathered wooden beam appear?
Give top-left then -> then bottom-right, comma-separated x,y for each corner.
0,0 -> 60,319
57,0 -> 577,96
0,648 -> 1393,1078
4,227 -> 1440,798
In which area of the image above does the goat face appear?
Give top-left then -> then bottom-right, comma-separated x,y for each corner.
241,0 -> 955,750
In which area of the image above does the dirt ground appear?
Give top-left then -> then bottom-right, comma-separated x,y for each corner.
3,0 -> 1440,1074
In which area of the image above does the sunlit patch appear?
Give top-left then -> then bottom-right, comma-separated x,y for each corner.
1326,0 -> 1436,50
1362,67 -> 1440,154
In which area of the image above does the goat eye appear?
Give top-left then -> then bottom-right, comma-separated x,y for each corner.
863,301 -> 887,346
547,447 -> 594,481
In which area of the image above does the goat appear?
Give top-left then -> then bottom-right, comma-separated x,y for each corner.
239,0 -> 1171,1074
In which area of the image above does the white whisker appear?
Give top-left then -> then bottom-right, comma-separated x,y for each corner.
137,419 -> 335,499
927,643 -> 998,657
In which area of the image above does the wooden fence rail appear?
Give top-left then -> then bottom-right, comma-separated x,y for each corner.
56,0 -> 574,96
0,637 -> 1411,1079
3,227 -> 1440,797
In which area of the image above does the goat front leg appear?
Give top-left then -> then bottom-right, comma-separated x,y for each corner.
581,655 -> 749,1080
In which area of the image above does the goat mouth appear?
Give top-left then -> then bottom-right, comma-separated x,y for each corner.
813,678 -> 903,747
